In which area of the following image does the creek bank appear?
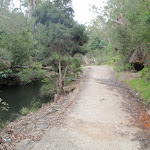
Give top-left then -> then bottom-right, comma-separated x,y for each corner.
0,77 -> 82,150
0,65 -> 58,123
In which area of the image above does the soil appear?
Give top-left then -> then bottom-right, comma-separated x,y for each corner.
0,66 -> 150,150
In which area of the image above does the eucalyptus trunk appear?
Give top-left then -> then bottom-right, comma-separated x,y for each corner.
58,40 -> 63,91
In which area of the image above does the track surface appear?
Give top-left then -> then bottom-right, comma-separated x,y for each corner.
24,66 -> 144,150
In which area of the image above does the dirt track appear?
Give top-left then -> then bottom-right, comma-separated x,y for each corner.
17,66 -> 150,150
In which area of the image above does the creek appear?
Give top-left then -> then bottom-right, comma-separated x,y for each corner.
0,82 -> 46,123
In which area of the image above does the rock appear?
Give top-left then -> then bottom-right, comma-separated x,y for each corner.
5,129 -> 14,134
147,110 -> 150,116
30,131 -> 41,136
3,137 -> 11,143
38,122 -> 49,130
26,123 -> 35,132
46,109 -> 57,115
129,50 -> 146,64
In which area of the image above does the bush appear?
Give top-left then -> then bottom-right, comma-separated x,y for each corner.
70,58 -> 82,73
32,62 -> 42,70
0,69 -> 12,78
20,100 -> 42,114
0,98 -> 9,112
114,63 -> 134,72
20,107 -> 29,115
30,100 -> 42,112
40,83 -> 56,99
17,63 -> 45,84
139,65 -> 150,80
64,74 -> 75,85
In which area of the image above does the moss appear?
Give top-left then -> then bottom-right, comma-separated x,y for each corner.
127,79 -> 150,105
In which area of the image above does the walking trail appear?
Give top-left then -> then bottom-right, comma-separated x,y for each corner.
18,66 -> 150,150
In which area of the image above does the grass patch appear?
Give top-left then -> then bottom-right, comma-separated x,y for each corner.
20,100 -> 42,115
20,107 -> 30,115
127,79 -> 150,105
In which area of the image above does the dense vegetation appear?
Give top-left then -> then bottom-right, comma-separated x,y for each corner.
0,0 -> 88,121
0,0 -> 88,85
86,0 -> 150,103
87,0 -> 149,66
85,0 -> 150,103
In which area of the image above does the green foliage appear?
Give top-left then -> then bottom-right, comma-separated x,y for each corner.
0,98 -> 9,112
114,63 -> 134,72
40,83 -> 56,99
90,37 -> 105,50
64,74 -> 75,85
9,32 -> 33,66
0,69 -> 12,78
139,66 -> 150,80
40,71 -> 57,98
20,100 -> 42,115
17,63 -> 45,84
0,48 -> 11,70
30,100 -> 42,112
32,62 -> 42,70
89,0 -> 150,68
70,58 -> 81,73
127,79 -> 150,105
20,107 -> 30,115
0,8 -> 34,67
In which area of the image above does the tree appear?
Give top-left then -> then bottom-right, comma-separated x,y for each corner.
0,8 -> 34,68
34,0 -> 88,90
89,0 -> 150,68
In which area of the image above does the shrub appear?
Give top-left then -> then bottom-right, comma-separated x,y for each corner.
114,63 -> 134,72
0,69 -> 12,78
30,100 -> 42,112
20,107 -> 29,115
40,83 -> 56,99
70,58 -> 82,73
139,65 -> 150,80
17,63 -> 45,84
0,98 -> 9,112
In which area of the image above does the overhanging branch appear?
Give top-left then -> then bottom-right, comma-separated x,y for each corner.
109,19 -> 123,25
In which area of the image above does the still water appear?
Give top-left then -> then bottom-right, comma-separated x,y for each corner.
0,83 -> 43,122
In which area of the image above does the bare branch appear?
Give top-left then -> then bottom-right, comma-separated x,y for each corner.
109,19 -> 123,25
0,14 -> 11,19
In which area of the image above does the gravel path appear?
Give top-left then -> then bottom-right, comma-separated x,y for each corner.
19,66 -> 148,150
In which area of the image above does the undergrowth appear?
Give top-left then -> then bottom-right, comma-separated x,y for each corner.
127,79 -> 150,105
20,100 -> 42,115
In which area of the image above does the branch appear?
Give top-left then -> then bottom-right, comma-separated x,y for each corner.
0,14 -> 11,20
109,19 -> 122,25
63,56 -> 70,81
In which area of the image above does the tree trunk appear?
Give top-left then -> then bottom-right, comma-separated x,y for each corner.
28,4 -> 30,18
1,0 -> 3,7
83,55 -> 89,65
20,0 -> 22,11
63,56 -> 69,82
105,31 -> 111,45
32,0 -> 36,11
58,40 -> 63,91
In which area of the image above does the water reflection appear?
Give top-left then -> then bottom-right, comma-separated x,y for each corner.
0,83 -> 43,122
